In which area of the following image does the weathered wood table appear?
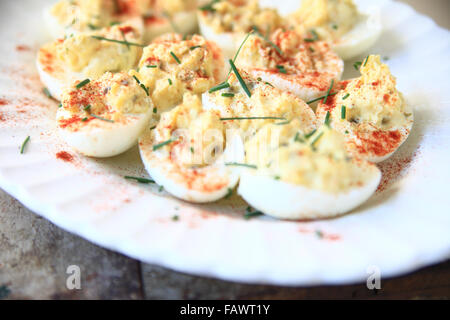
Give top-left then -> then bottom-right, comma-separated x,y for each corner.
0,189 -> 449,300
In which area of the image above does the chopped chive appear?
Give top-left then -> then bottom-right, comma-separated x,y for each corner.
58,103 -> 62,108
125,176 -> 155,184
140,83 -> 149,96
306,92 -> 338,104
294,132 -> 305,143
81,117 -> 88,122
225,162 -> 257,169
88,24 -> 99,30
324,111 -> 331,126
83,104 -> 91,111
150,125 -> 157,130
170,51 -> 181,64
342,93 -> 350,100
274,176 -> 280,180
209,82 -> 230,93
353,61 -> 362,71
120,29 -> 130,50
244,211 -> 263,220
310,132 -> 324,147
110,21 -> 120,26
91,36 -> 145,47
146,65 -> 157,68
199,0 -> 219,12
153,139 -> 175,151
91,114 -> 114,123
323,79 -> 334,104
341,105 -> 346,119
190,147 -> 194,153
275,119 -> 291,125
363,55 -> 369,66
221,93 -> 235,98
153,107 -> 157,114
76,79 -> 90,89
309,46 -> 315,53
190,45 -> 202,50
158,185 -> 164,192
276,65 -> 287,74
229,59 -> 251,98
304,29 -> 319,42
304,129 -> 317,139
264,81 -> 274,87
315,230 -> 324,238
252,26 -> 283,56
20,136 -> 30,154
168,79 -> 172,85
229,31 -> 254,72
220,116 -> 286,121
332,24 -> 338,30
172,215 -> 179,221
43,87 -> 53,99
225,188 -> 233,199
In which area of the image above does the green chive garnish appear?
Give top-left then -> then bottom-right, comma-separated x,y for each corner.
306,92 -> 338,104
229,59 -> 251,98
83,105 -> 91,111
353,61 -> 362,71
168,79 -> 172,85
20,136 -> 30,154
43,88 -> 53,99
323,79 -> 334,104
310,132 -> 324,147
221,93 -> 235,98
91,114 -> 114,123
341,105 -> 346,119
304,29 -> 319,42
225,162 -> 257,169
342,93 -> 350,100
172,215 -> 179,221
294,132 -> 305,143
276,65 -> 287,74
147,65 -> 157,68
76,79 -> 90,89
244,211 -> 263,220
252,26 -> 283,56
81,117 -> 88,122
220,116 -> 286,121
209,82 -> 230,93
170,51 -> 181,64
199,0 -> 220,12
91,36 -> 145,47
324,111 -> 331,126
363,55 -> 369,66
190,46 -> 202,50
133,75 -> 149,96
304,129 -> 317,139
153,139 -> 175,151
125,176 -> 155,184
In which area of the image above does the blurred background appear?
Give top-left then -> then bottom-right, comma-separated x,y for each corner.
400,0 -> 449,29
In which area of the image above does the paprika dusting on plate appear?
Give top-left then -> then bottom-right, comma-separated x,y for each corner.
56,151 -> 74,162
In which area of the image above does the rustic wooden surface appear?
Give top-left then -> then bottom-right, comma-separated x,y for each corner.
0,188 -> 449,300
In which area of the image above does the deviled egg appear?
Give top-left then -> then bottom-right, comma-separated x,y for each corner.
37,21 -> 144,101
235,28 -> 344,102
57,72 -> 154,157
198,0 -> 282,59
316,55 -> 414,163
139,93 -> 245,203
238,124 -> 381,220
202,70 -> 317,137
289,0 -> 382,60
130,33 -> 225,115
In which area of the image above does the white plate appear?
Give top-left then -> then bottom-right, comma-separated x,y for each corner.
0,0 -> 449,286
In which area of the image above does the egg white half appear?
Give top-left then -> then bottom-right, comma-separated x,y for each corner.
238,164 -> 381,220
139,130 -> 245,203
